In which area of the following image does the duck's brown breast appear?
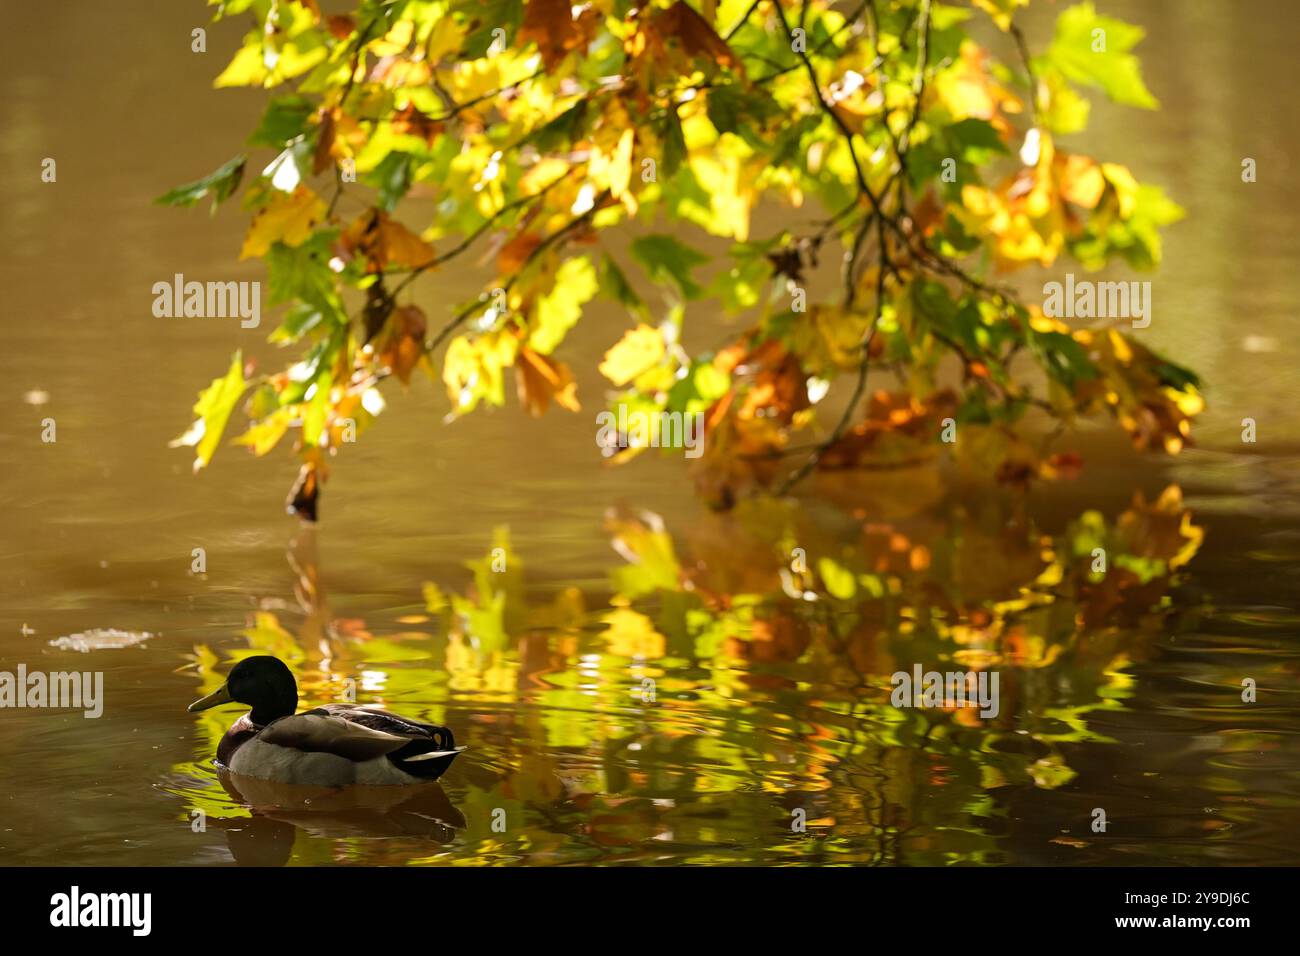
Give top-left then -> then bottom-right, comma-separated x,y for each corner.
216,714 -> 261,767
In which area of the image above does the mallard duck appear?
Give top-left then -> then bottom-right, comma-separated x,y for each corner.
188,655 -> 463,786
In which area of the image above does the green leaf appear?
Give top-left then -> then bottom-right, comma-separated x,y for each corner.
247,95 -> 316,148
154,155 -> 246,213
661,108 -> 687,179
525,101 -> 589,153
1044,2 -> 1157,109
598,254 -> 647,318
462,0 -> 523,58
630,234 -> 709,300
269,302 -> 325,345
1029,328 -> 1097,389
708,241 -> 774,313
265,230 -> 347,323
370,152 -> 416,212
946,118 -> 1009,162
667,359 -> 730,415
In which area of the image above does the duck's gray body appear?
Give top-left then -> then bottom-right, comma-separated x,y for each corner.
217,704 -> 462,787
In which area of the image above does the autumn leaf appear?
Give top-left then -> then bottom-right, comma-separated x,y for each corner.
341,208 -> 436,272
652,1 -> 740,71
516,345 -> 580,416
498,232 -> 543,274
378,305 -> 428,384
312,107 -> 338,175
528,255 -> 598,355
599,325 -> 666,386
240,186 -> 326,259
390,103 -> 443,147
287,460 -> 321,522
443,331 -> 519,414
972,0 -> 1029,32
233,408 -> 292,456
520,0 -> 600,71
170,351 -> 247,471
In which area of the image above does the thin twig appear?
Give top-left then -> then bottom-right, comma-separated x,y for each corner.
390,173 -> 571,296
422,194 -> 608,353
777,257 -> 888,495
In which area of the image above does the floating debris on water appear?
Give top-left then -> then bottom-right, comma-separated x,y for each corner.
48,629 -> 155,653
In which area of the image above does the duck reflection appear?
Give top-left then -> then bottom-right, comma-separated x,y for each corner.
215,771 -> 467,865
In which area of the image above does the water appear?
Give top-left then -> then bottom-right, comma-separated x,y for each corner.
1,0 -> 1298,865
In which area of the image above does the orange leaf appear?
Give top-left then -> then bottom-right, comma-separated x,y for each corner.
654,1 -> 740,70
520,0 -> 601,71
342,209 -> 436,272
313,107 -> 338,175
378,305 -> 428,384
498,231 -> 543,275
391,104 -> 443,147
516,345 -> 580,416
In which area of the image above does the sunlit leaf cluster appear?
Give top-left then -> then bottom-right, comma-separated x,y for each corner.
165,0 -> 1200,511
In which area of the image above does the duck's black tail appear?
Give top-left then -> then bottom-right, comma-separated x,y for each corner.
389,725 -> 460,780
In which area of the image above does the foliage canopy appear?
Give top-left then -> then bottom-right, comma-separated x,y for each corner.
165,0 -> 1201,515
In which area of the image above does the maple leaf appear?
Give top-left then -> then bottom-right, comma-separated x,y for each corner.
390,103 -> 443,146
520,0 -> 601,72
599,325 -> 666,386
516,345 -> 580,416
652,1 -> 740,71
240,186 -> 326,259
341,208 -> 436,272
377,305 -> 428,384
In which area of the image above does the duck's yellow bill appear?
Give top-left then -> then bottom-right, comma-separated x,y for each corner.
188,683 -> 232,713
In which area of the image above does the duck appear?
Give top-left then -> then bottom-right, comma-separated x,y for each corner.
188,655 -> 463,786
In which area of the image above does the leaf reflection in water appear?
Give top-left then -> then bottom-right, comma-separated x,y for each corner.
176,484 -> 1203,865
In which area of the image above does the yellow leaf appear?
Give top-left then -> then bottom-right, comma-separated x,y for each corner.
1101,162 -> 1140,218
443,331 -> 520,413
689,137 -> 753,240
519,158 -> 571,196
529,256 -> 597,354
425,17 -> 465,62
170,352 -> 246,471
600,607 -> 667,658
972,0 -> 1029,32
240,186 -> 325,259
1057,153 -> 1105,209
214,39 -> 267,88
370,19 -> 414,57
233,409 -> 291,456
599,325 -> 666,386
591,128 -> 635,201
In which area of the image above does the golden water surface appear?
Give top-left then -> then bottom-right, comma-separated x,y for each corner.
1,0 -> 1298,865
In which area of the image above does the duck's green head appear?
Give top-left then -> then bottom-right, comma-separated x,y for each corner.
188,656 -> 298,725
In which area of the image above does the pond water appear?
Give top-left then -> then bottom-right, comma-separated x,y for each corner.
1,0 -> 1298,865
